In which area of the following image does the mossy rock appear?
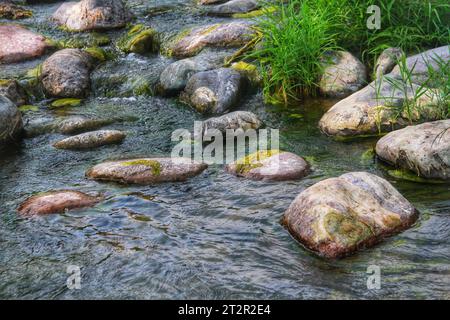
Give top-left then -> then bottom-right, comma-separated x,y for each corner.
235,149 -> 280,174
55,32 -> 111,49
121,159 -> 161,176
84,47 -> 107,62
0,3 -> 32,19
19,105 -> 39,112
387,169 -> 446,184
117,25 -> 158,54
50,98 -> 83,108
231,61 -> 262,86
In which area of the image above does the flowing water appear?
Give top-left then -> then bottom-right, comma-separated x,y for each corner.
0,1 -> 449,299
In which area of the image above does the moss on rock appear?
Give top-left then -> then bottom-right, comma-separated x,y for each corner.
117,25 -> 158,54
235,149 -> 280,174
387,169 -> 446,184
121,159 -> 162,176
50,98 -> 83,108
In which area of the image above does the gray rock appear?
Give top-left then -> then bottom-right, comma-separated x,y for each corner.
205,0 -> 260,16
376,120 -> 450,181
53,129 -> 126,149
282,172 -> 418,258
0,95 -> 23,148
57,116 -> 114,134
197,110 -> 262,137
168,21 -> 256,58
0,79 -> 27,106
374,47 -> 403,78
41,49 -> 95,98
86,157 -> 208,184
52,0 -> 131,31
181,68 -> 244,114
226,150 -> 309,181
159,50 -> 230,95
319,51 -> 367,98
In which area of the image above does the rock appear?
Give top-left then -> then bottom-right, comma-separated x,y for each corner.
205,0 -> 260,16
374,47 -> 403,78
0,79 -> 27,106
0,2 -> 32,19
226,150 -> 309,181
17,190 -> 100,216
159,50 -> 230,95
231,61 -> 262,86
376,120 -> 450,181
53,129 -> 126,149
57,116 -> 114,134
0,95 -> 23,148
86,158 -> 207,184
53,0 -> 131,31
41,49 -> 95,98
168,21 -> 256,58
390,46 -> 450,86
180,68 -> 244,114
319,51 -> 367,98
197,110 -> 262,137
0,25 -> 51,64
318,76 -> 442,139
282,172 -> 418,258
117,24 -> 158,54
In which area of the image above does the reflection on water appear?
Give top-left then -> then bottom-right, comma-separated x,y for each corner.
0,1 -> 449,300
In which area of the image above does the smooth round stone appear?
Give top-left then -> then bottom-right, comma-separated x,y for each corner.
18,190 -> 100,216
226,150 -> 310,181
53,130 -> 126,150
86,158 -> 208,185
282,172 -> 418,259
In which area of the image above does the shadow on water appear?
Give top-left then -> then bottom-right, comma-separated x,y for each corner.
0,0 -> 449,299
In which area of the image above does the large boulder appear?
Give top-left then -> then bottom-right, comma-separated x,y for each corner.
52,0 -> 131,31
205,0 -> 260,16
282,172 -> 419,259
318,76 -> 442,139
159,50 -> 230,95
319,51 -> 367,98
86,158 -> 207,184
180,68 -> 244,114
17,190 -> 100,216
0,25 -> 51,64
390,46 -> 450,86
53,129 -> 126,149
0,79 -> 27,106
376,120 -> 450,181
41,49 -> 95,98
226,150 -> 309,181
168,21 -> 256,58
0,95 -> 23,148
197,110 -> 262,137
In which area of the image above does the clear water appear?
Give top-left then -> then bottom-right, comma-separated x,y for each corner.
0,1 -> 449,299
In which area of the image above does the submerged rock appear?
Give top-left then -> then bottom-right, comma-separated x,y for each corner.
181,68 -> 244,114
205,0 -> 260,16
86,158 -> 207,184
53,129 -> 126,149
226,150 -> 309,181
17,190 -> 100,216
0,25 -> 51,64
319,51 -> 367,98
197,110 -> 262,137
0,95 -> 23,148
159,50 -> 230,95
168,21 -> 256,58
199,0 -> 226,4
282,172 -> 418,258
41,49 -> 95,98
57,116 -> 114,134
0,79 -> 27,106
374,47 -> 403,78
52,0 -> 131,31
0,2 -> 32,19
319,76 -> 442,139
376,120 -> 450,181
